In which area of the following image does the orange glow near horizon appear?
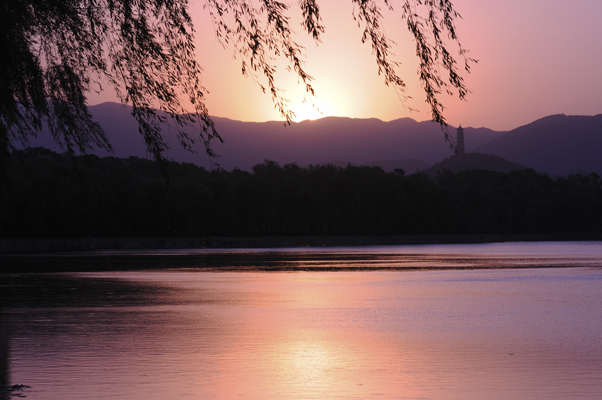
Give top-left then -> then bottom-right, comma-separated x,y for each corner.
86,0 -> 602,131
292,100 -> 331,122
289,84 -> 342,122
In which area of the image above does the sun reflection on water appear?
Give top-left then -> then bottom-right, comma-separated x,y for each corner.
4,253 -> 602,400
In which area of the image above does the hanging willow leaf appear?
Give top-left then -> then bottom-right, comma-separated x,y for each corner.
1,0 -> 474,173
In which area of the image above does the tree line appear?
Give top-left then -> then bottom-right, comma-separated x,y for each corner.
2,147 -> 601,238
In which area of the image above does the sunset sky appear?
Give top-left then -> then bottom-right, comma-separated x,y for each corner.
89,0 -> 602,132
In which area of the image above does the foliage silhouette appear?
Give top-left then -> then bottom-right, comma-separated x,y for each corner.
2,149 -> 601,238
1,0 -> 474,170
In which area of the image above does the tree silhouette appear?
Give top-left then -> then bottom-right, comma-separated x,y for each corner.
1,0 -> 474,169
3,149 -> 602,237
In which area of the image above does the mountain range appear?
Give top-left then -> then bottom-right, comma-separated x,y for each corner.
22,102 -> 602,176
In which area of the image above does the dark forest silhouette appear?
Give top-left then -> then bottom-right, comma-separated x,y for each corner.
2,148 -> 601,238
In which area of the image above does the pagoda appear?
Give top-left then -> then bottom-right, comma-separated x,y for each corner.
456,125 -> 465,155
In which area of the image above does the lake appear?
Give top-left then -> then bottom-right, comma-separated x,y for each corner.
2,241 -> 602,399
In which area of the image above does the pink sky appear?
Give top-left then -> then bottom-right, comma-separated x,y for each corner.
88,0 -> 602,131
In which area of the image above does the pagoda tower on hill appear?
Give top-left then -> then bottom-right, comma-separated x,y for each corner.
456,125 -> 465,155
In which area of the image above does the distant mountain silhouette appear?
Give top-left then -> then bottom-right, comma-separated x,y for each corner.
475,114 -> 602,176
21,103 -> 602,176
23,102 -> 500,172
425,152 -> 528,177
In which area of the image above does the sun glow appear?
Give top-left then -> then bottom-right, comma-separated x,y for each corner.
292,99 -> 334,122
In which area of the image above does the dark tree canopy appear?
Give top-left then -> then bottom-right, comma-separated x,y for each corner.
4,148 -> 602,238
0,0 -> 475,168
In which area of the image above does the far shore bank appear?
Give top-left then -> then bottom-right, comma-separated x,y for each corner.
2,234 -> 601,254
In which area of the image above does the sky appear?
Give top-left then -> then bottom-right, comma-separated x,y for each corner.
89,0 -> 602,132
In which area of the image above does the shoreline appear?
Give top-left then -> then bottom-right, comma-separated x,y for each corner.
2,233 -> 601,254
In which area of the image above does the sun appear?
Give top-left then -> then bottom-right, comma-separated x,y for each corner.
292,99 -> 333,122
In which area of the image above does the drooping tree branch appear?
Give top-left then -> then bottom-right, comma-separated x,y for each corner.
206,0 -> 475,144
1,0 -> 475,172
1,0 -> 221,173
206,0 -> 324,123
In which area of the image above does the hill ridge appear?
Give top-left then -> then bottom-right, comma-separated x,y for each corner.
20,102 -> 602,175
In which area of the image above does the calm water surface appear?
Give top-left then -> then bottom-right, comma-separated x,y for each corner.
2,242 -> 602,399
